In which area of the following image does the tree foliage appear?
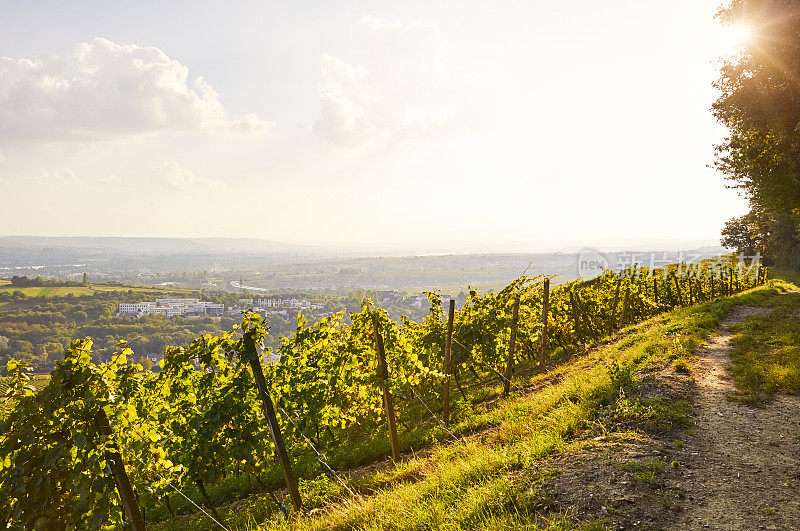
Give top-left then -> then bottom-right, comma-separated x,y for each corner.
714,0 -> 800,265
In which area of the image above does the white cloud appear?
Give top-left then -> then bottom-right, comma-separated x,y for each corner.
96,174 -> 123,185
314,16 -> 480,146
37,168 -> 79,184
0,38 -> 269,144
149,161 -> 218,190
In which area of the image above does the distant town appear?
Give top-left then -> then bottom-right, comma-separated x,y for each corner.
117,296 -> 324,318
228,297 -> 322,315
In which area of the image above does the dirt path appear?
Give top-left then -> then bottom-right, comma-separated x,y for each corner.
668,306 -> 800,530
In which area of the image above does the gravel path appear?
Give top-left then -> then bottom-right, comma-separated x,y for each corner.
667,305 -> 800,530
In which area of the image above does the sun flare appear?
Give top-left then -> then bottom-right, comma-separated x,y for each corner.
712,24 -> 752,53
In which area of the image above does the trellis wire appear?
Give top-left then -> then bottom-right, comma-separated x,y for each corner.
277,406 -> 357,497
120,440 -> 231,531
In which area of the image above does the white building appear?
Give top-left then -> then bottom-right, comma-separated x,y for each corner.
156,298 -> 200,307
118,298 -> 223,317
202,302 -> 224,316
118,302 -> 156,314
147,306 -> 182,317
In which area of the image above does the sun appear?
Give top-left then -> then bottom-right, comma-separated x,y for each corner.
710,24 -> 752,54
724,25 -> 752,47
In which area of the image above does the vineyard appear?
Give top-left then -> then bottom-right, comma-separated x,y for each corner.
0,258 -> 766,529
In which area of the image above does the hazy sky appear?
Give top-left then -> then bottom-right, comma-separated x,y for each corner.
0,0 -> 748,251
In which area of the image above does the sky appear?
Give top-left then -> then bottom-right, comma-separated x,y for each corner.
0,0 -> 749,252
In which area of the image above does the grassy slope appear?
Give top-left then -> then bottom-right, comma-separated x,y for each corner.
154,280 -> 790,530
0,374 -> 50,417
0,286 -> 93,297
0,283 -> 198,298
726,271 -> 800,404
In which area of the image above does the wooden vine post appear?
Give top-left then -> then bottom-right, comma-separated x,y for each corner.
673,274 -> 683,306
94,409 -> 145,531
243,333 -> 302,513
619,285 -> 631,328
653,277 -> 659,304
568,291 -> 585,351
568,291 -> 578,330
503,295 -> 520,397
372,317 -> 401,461
442,299 -> 455,424
539,279 -> 550,373
609,278 -> 622,333
665,276 -> 673,302
195,479 -> 222,522
576,291 -> 599,339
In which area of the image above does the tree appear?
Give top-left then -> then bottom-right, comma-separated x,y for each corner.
718,207 -> 799,264
138,355 -> 153,371
43,342 -> 64,362
714,0 -> 800,266
82,273 -> 88,285
722,213 -> 764,256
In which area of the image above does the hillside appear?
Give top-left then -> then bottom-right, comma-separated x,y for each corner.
0,261 -> 772,530
152,275 -> 795,530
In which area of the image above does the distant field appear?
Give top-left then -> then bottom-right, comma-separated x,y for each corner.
0,374 -> 50,394
0,280 -> 9,286
409,280 -> 512,296
0,286 -> 93,297
0,374 -> 50,416
413,275 -> 579,297
91,284 -> 195,294
0,283 -> 198,298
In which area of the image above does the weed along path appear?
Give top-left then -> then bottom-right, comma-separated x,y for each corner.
668,305 -> 800,530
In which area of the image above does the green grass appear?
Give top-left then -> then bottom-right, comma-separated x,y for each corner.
0,374 -> 50,417
91,284 -> 197,294
601,396 -> 693,431
0,286 -> 51,297
769,268 -> 800,286
0,374 -> 50,395
725,275 -> 800,405
153,279 -> 777,530
0,283 -> 197,298
0,285 -> 93,297
622,459 -> 666,485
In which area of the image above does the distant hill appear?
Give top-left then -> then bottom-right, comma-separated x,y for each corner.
0,236 -> 305,255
